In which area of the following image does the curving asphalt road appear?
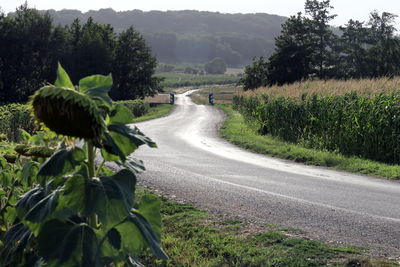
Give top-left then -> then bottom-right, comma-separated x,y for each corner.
134,91 -> 400,259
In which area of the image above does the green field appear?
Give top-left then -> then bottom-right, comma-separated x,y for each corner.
156,73 -> 240,89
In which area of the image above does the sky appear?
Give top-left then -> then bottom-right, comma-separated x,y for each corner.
1,0 -> 400,29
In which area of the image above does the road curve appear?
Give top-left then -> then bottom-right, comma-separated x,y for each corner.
134,91 -> 400,259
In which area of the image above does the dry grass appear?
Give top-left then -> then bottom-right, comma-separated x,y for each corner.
242,77 -> 400,98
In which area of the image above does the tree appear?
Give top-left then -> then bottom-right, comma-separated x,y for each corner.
204,57 -> 227,74
239,57 -> 269,90
336,20 -> 369,78
0,3 -> 53,102
266,13 -> 315,85
111,27 -> 162,100
304,0 -> 337,78
366,11 -> 400,77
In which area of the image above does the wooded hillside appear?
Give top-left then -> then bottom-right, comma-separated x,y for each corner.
41,9 -> 287,66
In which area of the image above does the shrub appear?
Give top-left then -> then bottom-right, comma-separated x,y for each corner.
119,99 -> 150,117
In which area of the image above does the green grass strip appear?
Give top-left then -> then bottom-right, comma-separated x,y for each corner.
136,187 -> 398,266
218,104 -> 400,180
132,104 -> 174,123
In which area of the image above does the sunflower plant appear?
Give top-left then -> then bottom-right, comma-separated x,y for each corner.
0,64 -> 167,266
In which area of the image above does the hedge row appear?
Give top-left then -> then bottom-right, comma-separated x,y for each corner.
233,92 -> 400,164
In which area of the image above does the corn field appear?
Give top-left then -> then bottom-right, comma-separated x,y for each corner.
233,78 -> 400,164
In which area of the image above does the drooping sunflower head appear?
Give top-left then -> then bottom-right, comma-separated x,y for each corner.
30,86 -> 106,140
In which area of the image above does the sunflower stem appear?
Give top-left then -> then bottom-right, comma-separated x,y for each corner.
87,141 -> 97,228
87,141 -> 95,178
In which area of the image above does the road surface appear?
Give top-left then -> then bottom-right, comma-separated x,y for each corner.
134,91 -> 400,259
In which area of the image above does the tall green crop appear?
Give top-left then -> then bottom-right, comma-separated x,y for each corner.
0,64 -> 167,266
233,91 -> 400,164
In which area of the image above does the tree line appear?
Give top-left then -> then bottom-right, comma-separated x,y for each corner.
240,0 -> 400,90
0,4 -> 161,103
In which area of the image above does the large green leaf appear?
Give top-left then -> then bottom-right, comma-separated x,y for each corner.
107,130 -> 138,159
1,223 -> 35,264
79,74 -> 113,105
100,132 -> 126,162
116,156 -> 145,174
16,185 -> 61,223
109,125 -> 157,148
24,190 -> 60,223
116,211 -> 167,259
106,228 -> 121,250
37,220 -> 100,266
37,147 -> 86,183
108,104 -> 134,125
20,159 -> 39,186
54,63 -> 74,90
79,74 -> 112,94
136,194 -> 162,239
16,186 -> 46,219
61,169 -> 136,230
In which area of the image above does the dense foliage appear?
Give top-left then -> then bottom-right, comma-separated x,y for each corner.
240,0 -> 400,89
0,4 -> 161,103
233,79 -> 400,164
35,9 -> 286,67
0,104 -> 36,142
119,100 -> 151,118
0,65 -> 167,266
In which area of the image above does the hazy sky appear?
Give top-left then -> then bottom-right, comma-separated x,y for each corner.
1,0 -> 399,29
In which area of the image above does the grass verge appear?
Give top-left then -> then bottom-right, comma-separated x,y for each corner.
218,104 -> 400,180
132,104 -> 174,123
137,188 -> 398,266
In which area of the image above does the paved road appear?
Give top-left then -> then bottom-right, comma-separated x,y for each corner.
134,91 -> 400,259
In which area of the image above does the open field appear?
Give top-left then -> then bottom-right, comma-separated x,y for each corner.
156,73 -> 240,89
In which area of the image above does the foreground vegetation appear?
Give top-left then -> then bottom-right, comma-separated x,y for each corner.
138,188 -> 400,266
0,66 -> 167,265
219,104 -> 400,179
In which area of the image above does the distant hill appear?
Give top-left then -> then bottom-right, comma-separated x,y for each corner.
42,9 -> 287,66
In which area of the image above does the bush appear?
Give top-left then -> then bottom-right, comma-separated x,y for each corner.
0,104 -> 36,141
119,99 -> 151,117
